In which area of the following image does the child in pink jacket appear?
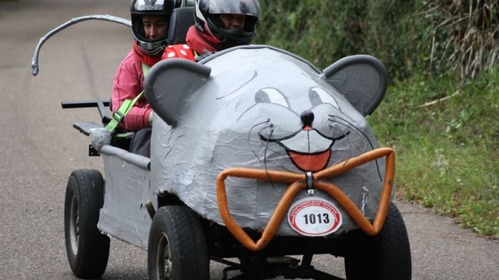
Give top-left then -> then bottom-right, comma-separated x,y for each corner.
112,0 -> 260,157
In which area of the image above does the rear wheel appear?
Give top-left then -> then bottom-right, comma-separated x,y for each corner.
344,202 -> 411,280
148,205 -> 209,280
64,169 -> 110,279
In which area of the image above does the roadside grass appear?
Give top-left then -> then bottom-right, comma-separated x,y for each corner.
368,67 -> 498,238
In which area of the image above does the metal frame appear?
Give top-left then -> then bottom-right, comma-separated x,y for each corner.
217,148 -> 395,251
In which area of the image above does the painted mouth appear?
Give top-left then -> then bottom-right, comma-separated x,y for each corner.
287,149 -> 331,172
276,129 -> 334,172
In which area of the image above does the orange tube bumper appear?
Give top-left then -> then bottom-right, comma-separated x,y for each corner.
216,147 -> 395,252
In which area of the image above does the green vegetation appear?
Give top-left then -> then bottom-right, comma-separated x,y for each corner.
370,68 -> 498,237
255,0 -> 498,238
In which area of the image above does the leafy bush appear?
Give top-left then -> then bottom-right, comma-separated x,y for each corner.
256,0 -> 498,80
421,0 -> 499,79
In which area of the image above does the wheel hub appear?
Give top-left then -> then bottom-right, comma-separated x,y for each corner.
158,233 -> 172,279
69,194 -> 80,255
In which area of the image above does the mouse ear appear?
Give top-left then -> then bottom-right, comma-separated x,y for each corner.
321,55 -> 388,116
145,59 -> 211,126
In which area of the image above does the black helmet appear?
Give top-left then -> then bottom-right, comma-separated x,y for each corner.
131,0 -> 186,55
194,0 -> 260,50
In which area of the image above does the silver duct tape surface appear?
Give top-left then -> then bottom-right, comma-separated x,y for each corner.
147,46 -> 390,236
97,146 -> 152,249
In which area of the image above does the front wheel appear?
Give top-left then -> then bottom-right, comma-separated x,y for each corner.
148,205 -> 209,280
344,202 -> 412,280
64,169 -> 110,279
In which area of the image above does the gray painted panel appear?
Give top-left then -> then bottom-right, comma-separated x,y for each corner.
148,46 -> 390,236
97,150 -> 152,249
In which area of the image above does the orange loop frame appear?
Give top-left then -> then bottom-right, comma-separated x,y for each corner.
216,147 -> 395,252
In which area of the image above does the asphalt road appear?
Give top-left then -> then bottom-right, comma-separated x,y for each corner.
0,0 -> 497,279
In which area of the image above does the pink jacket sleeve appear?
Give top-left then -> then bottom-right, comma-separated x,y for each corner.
111,49 -> 152,131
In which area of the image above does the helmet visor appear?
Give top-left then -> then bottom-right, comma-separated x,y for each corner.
132,0 -> 174,13
201,0 -> 260,18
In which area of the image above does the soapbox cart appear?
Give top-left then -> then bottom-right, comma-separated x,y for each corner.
31,9 -> 411,280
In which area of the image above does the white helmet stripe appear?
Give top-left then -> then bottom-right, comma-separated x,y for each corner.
137,0 -> 165,5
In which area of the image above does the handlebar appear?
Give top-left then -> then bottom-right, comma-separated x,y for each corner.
62,100 -> 111,124
31,15 -> 131,76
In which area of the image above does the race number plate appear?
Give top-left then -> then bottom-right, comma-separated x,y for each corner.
287,197 -> 342,236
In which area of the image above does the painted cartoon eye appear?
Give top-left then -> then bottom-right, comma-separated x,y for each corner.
309,87 -> 339,109
255,88 -> 289,107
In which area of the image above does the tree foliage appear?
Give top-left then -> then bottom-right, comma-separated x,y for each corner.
255,0 -> 498,80
421,0 -> 498,79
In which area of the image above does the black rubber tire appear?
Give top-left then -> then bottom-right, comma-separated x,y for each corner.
344,202 -> 412,280
148,205 -> 209,280
64,169 -> 110,279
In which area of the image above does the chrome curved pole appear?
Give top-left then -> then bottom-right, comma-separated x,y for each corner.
30,15 -> 131,76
